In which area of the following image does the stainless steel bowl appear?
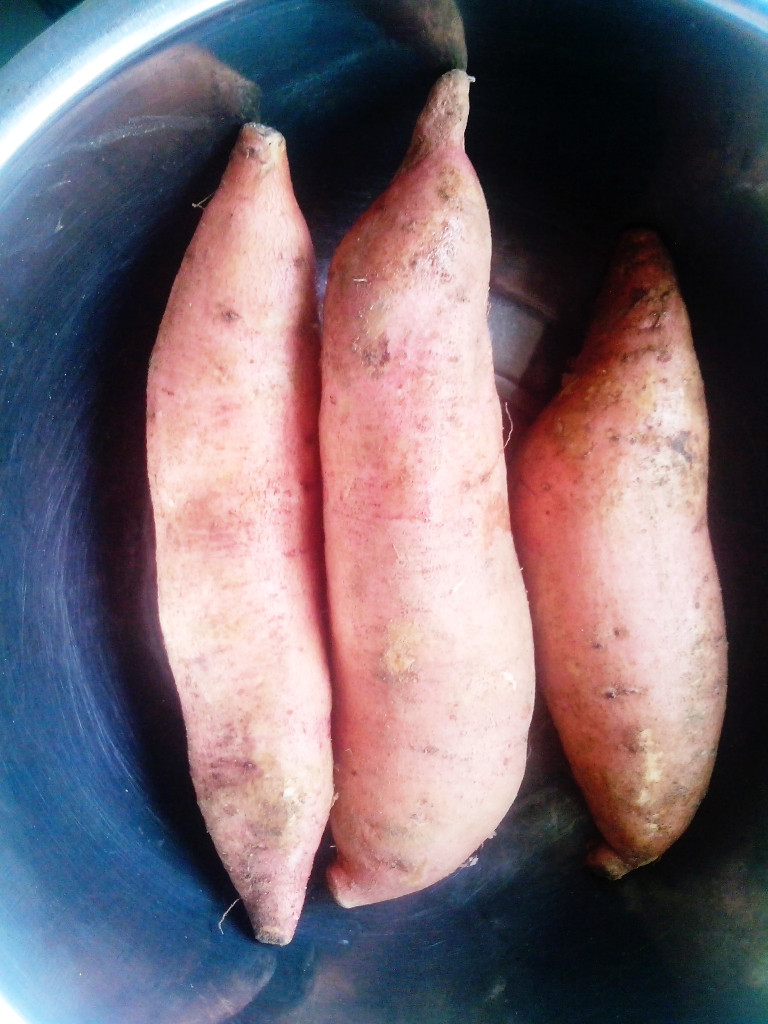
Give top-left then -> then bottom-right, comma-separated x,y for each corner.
2,1 -> 768,1021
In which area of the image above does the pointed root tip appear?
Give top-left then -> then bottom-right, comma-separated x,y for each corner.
405,68 -> 471,164
619,225 -> 662,247
612,226 -> 674,277
326,862 -> 366,909
252,911 -> 298,945
237,122 -> 286,166
327,859 -> 434,909
255,926 -> 294,946
327,859 -> 411,909
245,897 -> 300,946
586,840 -> 658,880
432,67 -> 472,106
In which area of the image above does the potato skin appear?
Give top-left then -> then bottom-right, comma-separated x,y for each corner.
320,70 -> 535,909
510,229 -> 727,878
146,125 -> 333,943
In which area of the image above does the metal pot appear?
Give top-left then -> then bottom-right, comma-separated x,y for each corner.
2,1 -> 768,1020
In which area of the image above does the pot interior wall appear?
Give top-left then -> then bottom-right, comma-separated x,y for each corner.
1,1 -> 768,1021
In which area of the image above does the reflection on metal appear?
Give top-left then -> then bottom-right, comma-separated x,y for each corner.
62,42 -> 260,153
3,0 -> 768,1021
351,0 -> 467,70
694,0 -> 768,34
0,994 -> 26,1024
0,0 -> 243,174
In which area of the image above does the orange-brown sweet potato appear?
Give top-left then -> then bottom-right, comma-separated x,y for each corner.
320,70 -> 536,908
146,124 -> 333,943
510,228 -> 728,878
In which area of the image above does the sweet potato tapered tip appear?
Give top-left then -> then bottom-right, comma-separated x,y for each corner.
326,862 -> 364,910
254,924 -> 293,947
582,227 -> 682,350
399,68 -> 470,169
586,842 -> 656,881
236,122 -> 285,164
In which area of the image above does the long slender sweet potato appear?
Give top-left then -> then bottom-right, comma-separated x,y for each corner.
510,228 -> 727,878
146,124 -> 333,944
320,70 -> 536,909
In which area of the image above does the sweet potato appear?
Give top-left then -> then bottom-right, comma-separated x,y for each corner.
319,70 -> 536,908
146,124 -> 333,943
510,228 -> 728,878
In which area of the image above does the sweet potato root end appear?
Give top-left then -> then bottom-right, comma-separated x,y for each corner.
255,925 -> 294,947
326,866 -> 364,910
586,839 -> 658,881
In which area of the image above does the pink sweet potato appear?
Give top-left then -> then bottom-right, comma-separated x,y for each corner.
146,124 -> 333,944
319,70 -> 536,908
510,228 -> 728,878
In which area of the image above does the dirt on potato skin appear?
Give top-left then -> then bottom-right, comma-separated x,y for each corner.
321,70 -> 535,910
147,123 -> 333,946
510,228 -> 728,878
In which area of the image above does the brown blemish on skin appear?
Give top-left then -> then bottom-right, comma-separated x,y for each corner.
355,822 -> 426,878
193,756 -> 263,802
408,741 -> 441,756
618,343 -> 671,364
246,813 -> 292,842
379,620 -> 422,685
213,301 -> 241,322
588,625 -> 629,651
195,749 -> 308,849
603,686 -> 643,700
435,166 -> 464,207
670,430 -> 694,464
482,491 -> 512,548
627,283 -> 674,331
168,491 -> 250,553
353,332 -> 391,375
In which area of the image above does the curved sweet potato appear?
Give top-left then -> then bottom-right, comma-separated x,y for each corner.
510,228 -> 728,878
146,124 -> 333,943
320,70 -> 535,908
